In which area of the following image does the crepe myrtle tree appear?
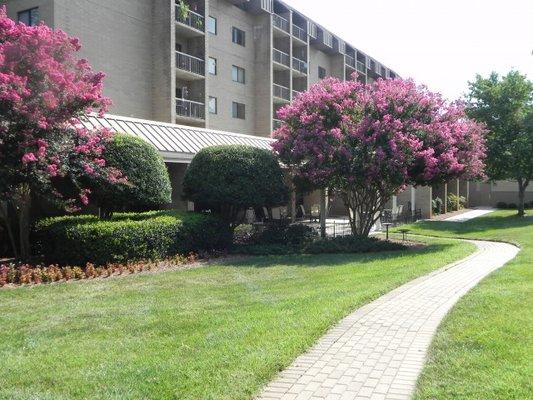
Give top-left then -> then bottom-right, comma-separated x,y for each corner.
0,8 -> 123,260
182,145 -> 289,230
273,76 -> 486,236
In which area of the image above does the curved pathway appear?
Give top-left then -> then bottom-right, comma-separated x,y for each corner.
257,240 -> 519,400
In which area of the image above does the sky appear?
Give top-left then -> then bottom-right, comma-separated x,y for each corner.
283,0 -> 533,101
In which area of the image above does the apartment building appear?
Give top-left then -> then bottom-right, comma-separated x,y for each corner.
2,0 -> 398,138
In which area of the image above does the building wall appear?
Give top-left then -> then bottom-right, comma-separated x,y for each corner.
469,181 -> 533,207
207,0 -> 262,134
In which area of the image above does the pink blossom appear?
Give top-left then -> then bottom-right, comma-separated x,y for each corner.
22,152 -> 37,163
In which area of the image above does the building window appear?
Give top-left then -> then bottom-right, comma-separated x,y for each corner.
208,96 -> 217,114
232,27 -> 245,46
207,16 -> 217,35
208,57 -> 217,75
318,66 -> 327,79
232,102 -> 245,119
232,65 -> 245,84
18,7 -> 39,26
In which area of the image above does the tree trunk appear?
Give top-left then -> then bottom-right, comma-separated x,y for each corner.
0,202 -> 18,259
17,184 -> 32,261
517,178 -> 529,217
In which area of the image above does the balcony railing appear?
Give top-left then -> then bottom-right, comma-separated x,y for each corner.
292,57 -> 308,75
176,7 -> 205,32
273,48 -> 290,67
357,61 -> 365,73
345,55 -> 356,69
272,14 -> 289,32
176,51 -> 205,76
292,24 -> 307,41
273,84 -> 290,101
176,98 -> 205,120
292,89 -> 303,99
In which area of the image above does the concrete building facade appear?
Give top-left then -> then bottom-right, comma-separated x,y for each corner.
2,0 -> 398,137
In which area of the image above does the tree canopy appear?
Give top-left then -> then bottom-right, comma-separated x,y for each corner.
182,145 -> 288,228
466,70 -> 532,216
273,77 -> 486,235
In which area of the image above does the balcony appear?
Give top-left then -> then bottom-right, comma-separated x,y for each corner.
273,48 -> 290,68
176,98 -> 205,120
292,24 -> 307,42
292,57 -> 308,75
176,7 -> 205,33
176,51 -> 205,78
345,55 -> 356,69
272,14 -> 289,33
273,84 -> 290,102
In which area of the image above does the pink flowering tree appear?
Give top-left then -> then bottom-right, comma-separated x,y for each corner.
0,8 -> 123,260
273,77 -> 486,236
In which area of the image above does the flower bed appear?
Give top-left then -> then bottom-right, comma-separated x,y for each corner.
0,253 -> 198,287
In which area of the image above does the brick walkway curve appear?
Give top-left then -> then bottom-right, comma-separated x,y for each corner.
256,240 -> 519,400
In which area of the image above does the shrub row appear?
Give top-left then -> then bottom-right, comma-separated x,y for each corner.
232,235 -> 406,255
0,254 -> 198,287
496,201 -> 533,209
34,211 -> 232,266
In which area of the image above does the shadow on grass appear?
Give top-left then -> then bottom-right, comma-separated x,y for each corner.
222,242 -> 457,269
407,214 -> 533,236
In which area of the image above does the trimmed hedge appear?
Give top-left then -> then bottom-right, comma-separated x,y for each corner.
34,211 -> 232,266
232,235 -> 406,255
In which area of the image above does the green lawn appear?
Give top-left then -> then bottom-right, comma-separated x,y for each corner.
0,238 -> 473,400
400,211 -> 533,400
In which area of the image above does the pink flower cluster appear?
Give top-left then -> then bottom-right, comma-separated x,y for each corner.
0,8 -> 123,209
272,76 -> 486,195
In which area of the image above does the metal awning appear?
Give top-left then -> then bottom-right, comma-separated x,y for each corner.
81,114 -> 274,163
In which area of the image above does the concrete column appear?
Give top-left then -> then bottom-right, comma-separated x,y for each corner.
320,188 -> 327,238
392,195 -> 398,214
444,183 -> 448,214
456,179 -> 460,211
410,186 -> 416,215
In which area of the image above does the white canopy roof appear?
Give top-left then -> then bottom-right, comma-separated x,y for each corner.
81,114 -> 274,163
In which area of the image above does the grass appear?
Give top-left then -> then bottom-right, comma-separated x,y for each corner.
398,210 -> 532,400
0,237 -> 474,400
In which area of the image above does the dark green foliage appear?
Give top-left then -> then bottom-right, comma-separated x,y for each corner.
303,236 -> 406,254
232,235 -> 405,255
432,197 -> 443,214
182,145 -> 288,226
252,223 -> 317,246
34,211 -> 232,265
496,202 -> 507,209
93,134 -> 172,215
466,71 -> 532,216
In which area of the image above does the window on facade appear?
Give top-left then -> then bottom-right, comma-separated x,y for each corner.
207,16 -> 217,35
232,65 -> 245,84
318,66 -> 327,79
232,102 -> 245,119
18,7 -> 39,26
232,27 -> 245,46
208,57 -> 217,75
208,97 -> 217,114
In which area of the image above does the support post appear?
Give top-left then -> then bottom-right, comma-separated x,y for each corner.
410,186 -> 416,216
320,188 -> 327,238
444,183 -> 448,214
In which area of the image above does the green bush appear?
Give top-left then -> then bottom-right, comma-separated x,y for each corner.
34,211 -> 232,266
92,133 -> 172,216
182,145 -> 288,227
253,223 -> 317,246
496,201 -> 508,209
447,193 -> 467,211
231,235 -> 405,255
432,197 -> 443,214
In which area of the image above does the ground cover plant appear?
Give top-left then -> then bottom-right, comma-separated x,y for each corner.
399,210 -> 533,400
0,237 -> 474,400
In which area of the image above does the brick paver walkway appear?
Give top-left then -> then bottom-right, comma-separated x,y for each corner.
257,240 -> 519,400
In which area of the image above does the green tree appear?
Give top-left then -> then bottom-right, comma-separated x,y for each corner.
92,134 -> 172,218
182,145 -> 288,230
466,71 -> 533,216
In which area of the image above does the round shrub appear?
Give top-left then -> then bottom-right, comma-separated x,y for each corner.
182,145 -> 288,228
93,133 -> 172,215
34,211 -> 232,266
496,202 -> 508,209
